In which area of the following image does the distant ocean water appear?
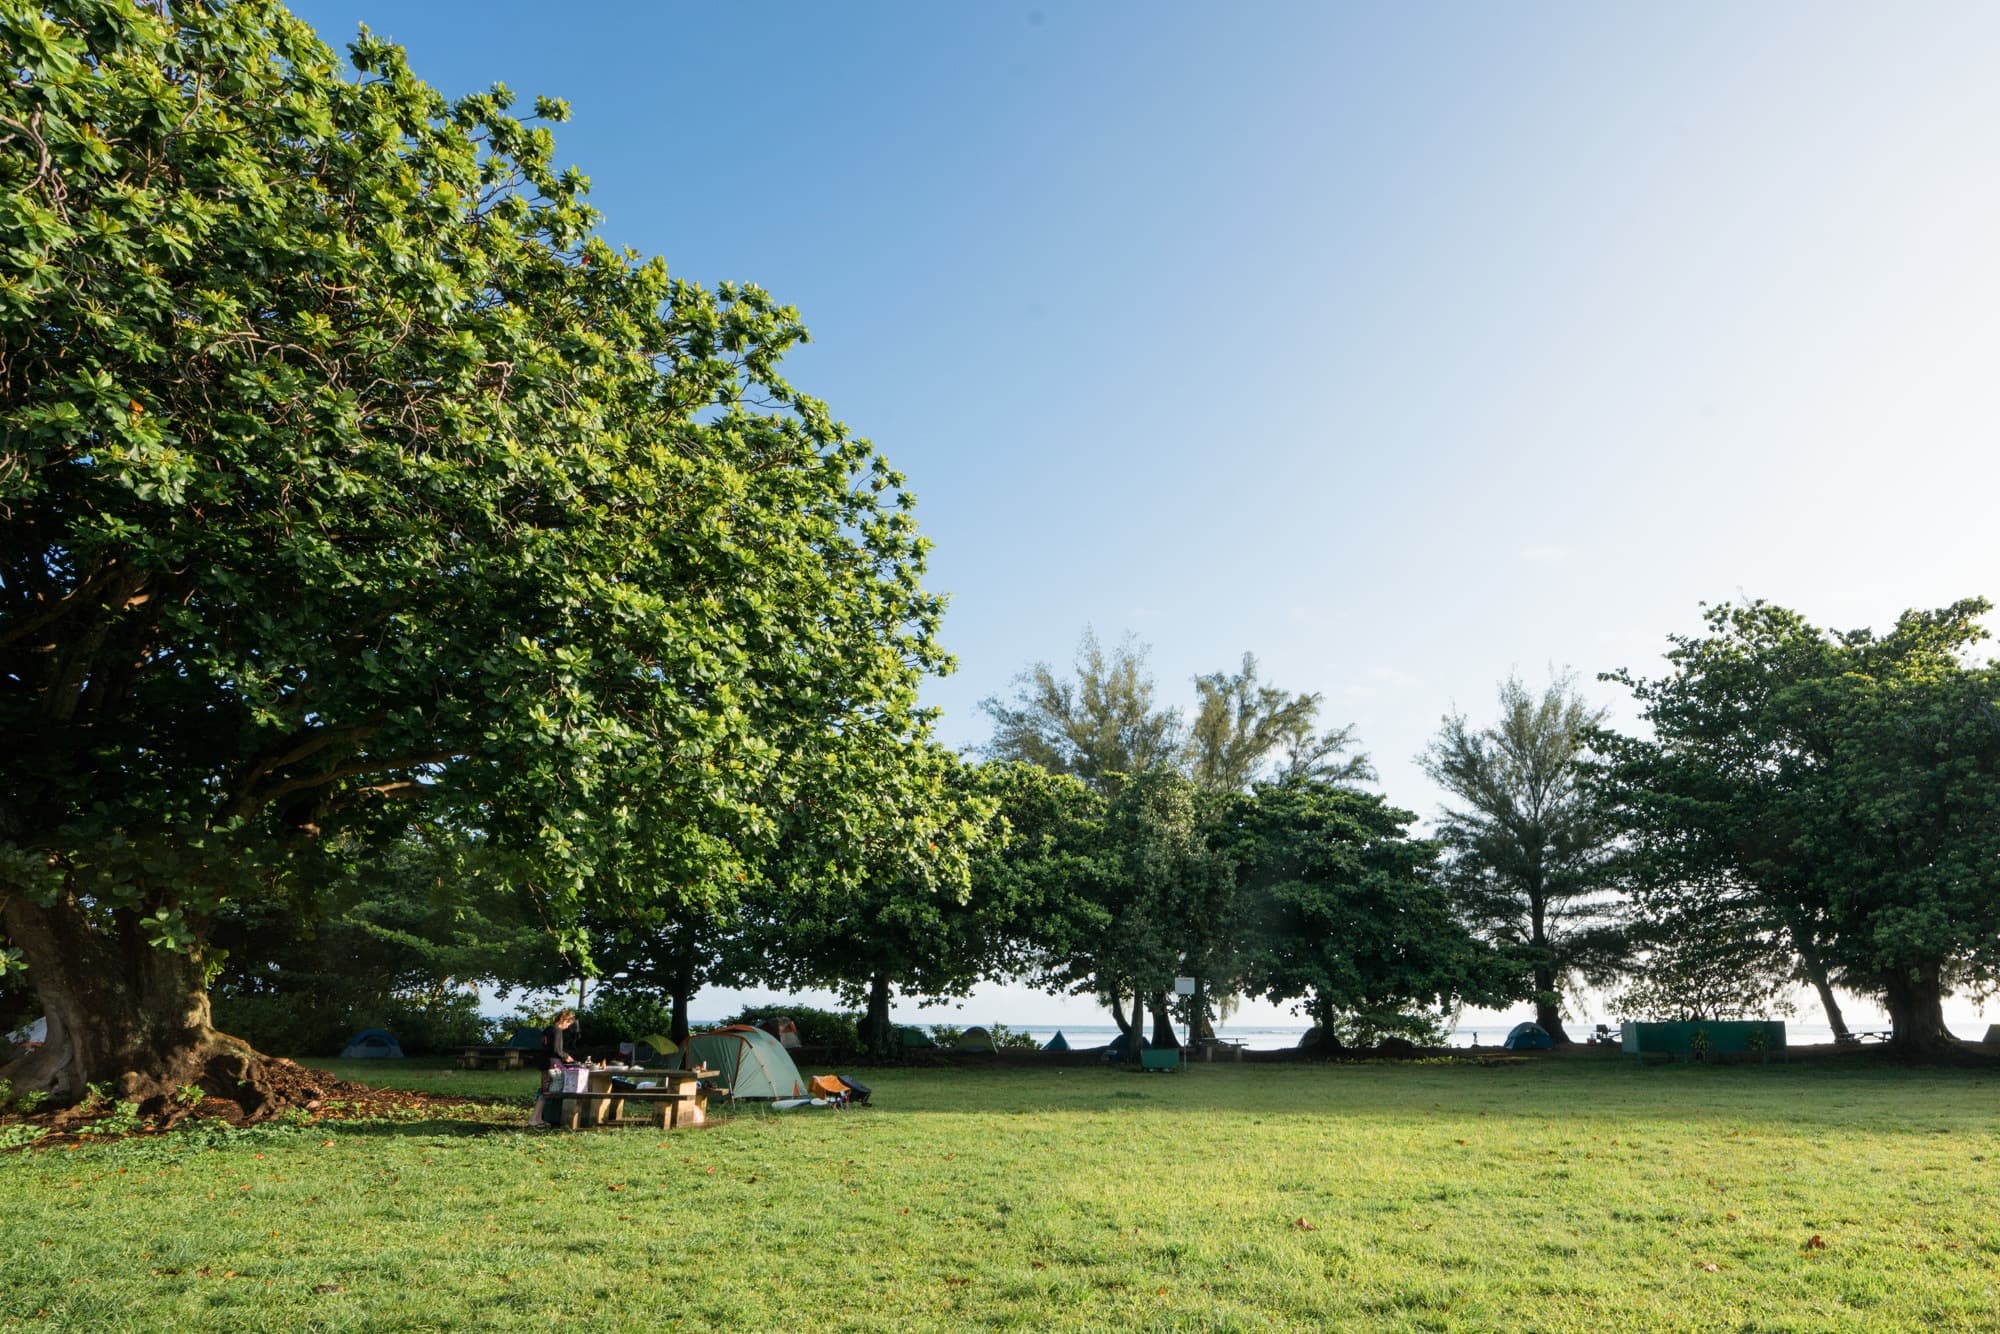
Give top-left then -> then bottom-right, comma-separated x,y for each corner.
994,1021 -> 1853,1052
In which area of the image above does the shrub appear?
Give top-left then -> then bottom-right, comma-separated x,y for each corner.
728,1004 -> 860,1048
987,1024 -> 1041,1051
579,990 -> 675,1046
209,991 -> 355,1057
378,992 -> 492,1055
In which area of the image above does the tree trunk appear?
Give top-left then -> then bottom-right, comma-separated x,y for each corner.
864,972 -> 893,1057
1882,964 -> 1954,1052
1532,964 -> 1572,1044
0,893 -> 306,1121
1148,990 -> 1180,1049
1108,991 -> 1134,1041
1785,922 -> 1851,1043
669,969 -> 693,1046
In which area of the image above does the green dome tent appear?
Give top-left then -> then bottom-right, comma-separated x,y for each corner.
897,1025 -> 937,1049
340,1028 -> 403,1059
634,1033 -> 677,1061
1042,1030 -> 1070,1052
956,1026 -> 997,1052
680,1025 -> 805,1101
1503,1022 -> 1554,1051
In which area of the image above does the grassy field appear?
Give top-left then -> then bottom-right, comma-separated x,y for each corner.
3,1053 -> 1998,1331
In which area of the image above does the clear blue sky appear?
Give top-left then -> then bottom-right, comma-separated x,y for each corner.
289,1 -> 2000,1034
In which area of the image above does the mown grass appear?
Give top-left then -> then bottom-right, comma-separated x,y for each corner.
4,1054 -> 1998,1330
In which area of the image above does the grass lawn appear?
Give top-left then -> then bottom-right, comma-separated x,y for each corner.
3,1053 -> 1998,1330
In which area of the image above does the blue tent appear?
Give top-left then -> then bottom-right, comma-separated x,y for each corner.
340,1028 -> 404,1059
503,1026 -> 545,1050
1042,1030 -> 1070,1052
1503,1022 -> 1554,1051
1106,1030 -> 1150,1059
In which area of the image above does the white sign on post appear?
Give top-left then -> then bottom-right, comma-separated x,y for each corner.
1173,976 -> 1197,997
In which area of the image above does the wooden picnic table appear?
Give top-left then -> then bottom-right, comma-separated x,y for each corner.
543,1067 -> 720,1131
458,1045 -> 527,1071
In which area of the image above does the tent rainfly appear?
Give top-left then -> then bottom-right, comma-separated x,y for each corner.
679,1025 -> 806,1101
956,1026 -> 997,1052
1503,1022 -> 1554,1051
1042,1030 -> 1070,1052
341,1029 -> 404,1059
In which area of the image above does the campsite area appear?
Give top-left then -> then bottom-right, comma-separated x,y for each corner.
4,1054 -> 1997,1331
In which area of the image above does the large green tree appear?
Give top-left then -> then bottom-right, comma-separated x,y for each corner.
1601,600 -> 2000,1050
1224,780 -> 1511,1046
1419,674 -> 1628,1043
0,2 -> 951,1112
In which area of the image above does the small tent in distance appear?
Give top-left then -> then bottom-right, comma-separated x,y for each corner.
341,1029 -> 404,1059
1042,1030 -> 1070,1052
635,1033 -> 678,1062
897,1025 -> 937,1050
956,1026 -> 997,1052
1503,1022 -> 1554,1051
680,1025 -> 806,1101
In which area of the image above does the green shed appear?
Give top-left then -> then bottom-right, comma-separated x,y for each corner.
1622,1020 -> 1786,1061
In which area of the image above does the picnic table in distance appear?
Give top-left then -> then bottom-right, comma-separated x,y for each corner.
545,1067 -> 721,1131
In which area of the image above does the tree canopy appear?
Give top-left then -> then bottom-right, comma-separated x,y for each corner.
0,0 -> 954,1110
1420,673 -> 1626,1043
1600,599 -> 2000,1049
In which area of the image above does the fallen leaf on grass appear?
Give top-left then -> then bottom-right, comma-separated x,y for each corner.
1804,1234 -> 1828,1251
1724,1213 -> 1737,1222
320,1141 -> 335,1149
1699,1263 -> 1719,1273
1292,1218 -> 1317,1231
606,1184 -> 625,1192
311,1284 -> 345,1295
1031,1262 -> 1047,1271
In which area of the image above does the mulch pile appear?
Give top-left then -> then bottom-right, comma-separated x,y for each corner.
5,1058 -> 518,1150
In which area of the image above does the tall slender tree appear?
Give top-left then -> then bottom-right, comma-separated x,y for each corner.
1419,673 -> 1627,1043
980,629 -> 1181,794
1184,654 -> 1373,793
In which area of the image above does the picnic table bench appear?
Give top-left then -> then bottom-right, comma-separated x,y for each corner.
541,1067 -> 720,1130
1139,1047 -> 1186,1073
458,1046 -> 527,1071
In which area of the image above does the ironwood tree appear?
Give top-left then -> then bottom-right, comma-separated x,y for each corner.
0,2 -> 955,1113
1419,673 -> 1628,1044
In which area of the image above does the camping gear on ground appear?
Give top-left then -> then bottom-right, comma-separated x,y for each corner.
757,1017 -> 803,1049
837,1075 -> 871,1106
956,1025 -> 997,1052
679,1024 -> 806,1101
634,1033 -> 678,1061
1503,1022 -> 1554,1051
340,1028 -> 404,1059
7,1017 -> 47,1049
1042,1030 -> 1070,1052
771,1097 -> 842,1111
503,1027 -> 544,1051
1106,1031 -> 1150,1060
897,1025 -> 937,1049
808,1074 -> 847,1101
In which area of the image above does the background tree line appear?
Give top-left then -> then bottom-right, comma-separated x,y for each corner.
6,3 -> 1997,1118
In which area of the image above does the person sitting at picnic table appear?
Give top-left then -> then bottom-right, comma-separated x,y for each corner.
541,1008 -> 581,1069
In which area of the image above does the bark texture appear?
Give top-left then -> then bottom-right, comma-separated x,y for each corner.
1,893 -> 302,1122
